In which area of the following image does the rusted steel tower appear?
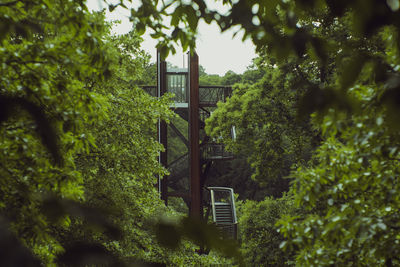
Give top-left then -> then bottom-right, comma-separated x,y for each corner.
156,50 -> 234,220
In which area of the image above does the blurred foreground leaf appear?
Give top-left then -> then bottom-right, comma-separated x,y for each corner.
0,95 -> 62,165
42,196 -> 122,240
57,242 -> 122,267
0,217 -> 41,267
156,217 -> 243,265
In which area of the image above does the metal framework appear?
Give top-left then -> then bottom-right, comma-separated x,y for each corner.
154,50 -> 234,223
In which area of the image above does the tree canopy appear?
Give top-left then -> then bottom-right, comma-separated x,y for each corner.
2,0 -> 400,266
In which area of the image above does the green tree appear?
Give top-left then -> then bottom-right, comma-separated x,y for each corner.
137,62 -> 157,85
0,2 -> 111,263
199,73 -> 223,86
71,29 -> 173,262
0,3 -> 237,263
279,84 -> 400,265
222,70 -> 242,86
241,59 -> 266,85
206,58 -> 318,196
237,194 -> 297,266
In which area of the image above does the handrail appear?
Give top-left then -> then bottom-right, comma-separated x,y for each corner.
206,186 -> 234,191
139,85 -> 231,88
206,187 -> 237,224
199,85 -> 231,88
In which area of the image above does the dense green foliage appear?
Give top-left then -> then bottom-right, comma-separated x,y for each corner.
279,88 -> 400,265
237,194 -> 297,266
0,1 -> 110,263
71,29 -> 173,263
3,0 -> 400,266
199,61 -> 265,87
0,1 -> 236,265
129,0 -> 400,265
206,58 -> 318,196
277,22 -> 400,264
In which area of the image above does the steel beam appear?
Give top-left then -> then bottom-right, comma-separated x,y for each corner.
189,51 -> 201,219
157,51 -> 168,205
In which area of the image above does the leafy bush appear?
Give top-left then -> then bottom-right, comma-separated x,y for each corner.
238,194 -> 296,266
279,84 -> 400,266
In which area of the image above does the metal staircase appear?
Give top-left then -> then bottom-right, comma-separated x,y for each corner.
207,187 -> 238,239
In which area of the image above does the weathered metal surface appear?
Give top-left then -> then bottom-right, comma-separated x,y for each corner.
158,51 -> 168,205
189,52 -> 202,219
153,50 -> 234,220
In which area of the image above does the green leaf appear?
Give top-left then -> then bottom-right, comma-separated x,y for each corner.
171,6 -> 183,26
185,5 -> 198,32
135,21 -> 146,36
108,4 -> 117,12
0,95 -> 62,166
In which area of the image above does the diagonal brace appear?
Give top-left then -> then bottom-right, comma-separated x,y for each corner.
169,122 -> 189,149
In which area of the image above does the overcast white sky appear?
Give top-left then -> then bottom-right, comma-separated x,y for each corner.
87,0 -> 256,75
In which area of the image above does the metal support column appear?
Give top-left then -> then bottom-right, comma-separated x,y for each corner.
189,51 -> 201,218
157,50 -> 168,205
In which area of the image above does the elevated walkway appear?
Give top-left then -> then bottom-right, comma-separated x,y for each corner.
201,143 -> 233,161
140,85 -> 231,107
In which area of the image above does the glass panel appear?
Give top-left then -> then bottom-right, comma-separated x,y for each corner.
167,73 -> 187,103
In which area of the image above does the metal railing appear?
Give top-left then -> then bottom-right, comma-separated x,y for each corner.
140,85 -> 232,106
201,143 -> 233,160
199,86 -> 231,106
207,187 -> 238,240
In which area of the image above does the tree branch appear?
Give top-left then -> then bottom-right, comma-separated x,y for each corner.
0,1 -> 19,7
